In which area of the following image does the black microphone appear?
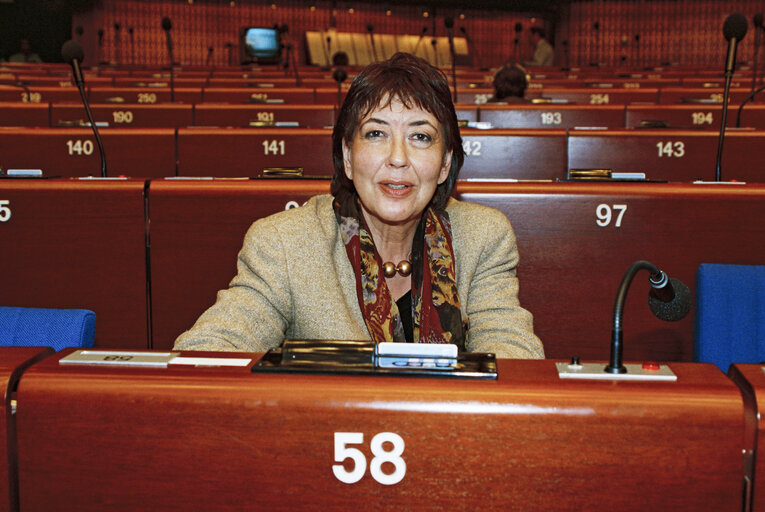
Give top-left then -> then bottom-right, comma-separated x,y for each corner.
459,26 -> 484,70
605,261 -> 692,374
736,83 -> 765,127
332,67 -> 347,121
715,13 -> 748,181
752,13 -> 763,96
366,23 -> 378,62
324,34 -> 332,67
113,23 -> 121,66
62,40 -> 107,178
281,24 -> 301,87
97,28 -> 104,64
444,17 -> 457,102
161,16 -> 174,65
413,26 -> 428,55
206,45 -> 214,67
75,26 -> 84,40
128,27 -> 135,68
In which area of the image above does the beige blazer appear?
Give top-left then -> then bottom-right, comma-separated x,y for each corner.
174,194 -> 544,359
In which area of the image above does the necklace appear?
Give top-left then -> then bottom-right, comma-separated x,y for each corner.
382,259 -> 412,278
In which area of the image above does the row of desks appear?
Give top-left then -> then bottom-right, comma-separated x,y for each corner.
2,178 -> 764,361
0,126 -> 762,182
3,102 -> 765,130
1,346 -> 764,510
0,84 -> 760,105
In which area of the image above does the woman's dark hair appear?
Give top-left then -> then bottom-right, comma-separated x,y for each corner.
331,52 -> 464,210
493,63 -> 528,100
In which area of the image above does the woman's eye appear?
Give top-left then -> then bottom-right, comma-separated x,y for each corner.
412,132 -> 433,143
364,129 -> 384,139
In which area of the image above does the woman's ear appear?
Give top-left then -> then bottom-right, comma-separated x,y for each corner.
438,151 -> 452,184
342,140 -> 353,180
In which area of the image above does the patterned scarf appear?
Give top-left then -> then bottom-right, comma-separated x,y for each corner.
334,196 -> 465,350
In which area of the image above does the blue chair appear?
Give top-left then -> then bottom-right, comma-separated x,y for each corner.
694,264 -> 765,373
0,306 -> 96,351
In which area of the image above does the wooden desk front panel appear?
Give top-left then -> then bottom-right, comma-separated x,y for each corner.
458,129 -> 567,180
539,88 -> 659,105
0,86 -> 80,103
626,104 -> 765,129
15,356 -> 745,511
568,129 -> 765,182
0,128 -> 176,178
479,104 -> 625,129
659,87 -> 755,104
86,87 -> 203,104
200,87 -> 315,104
0,102 -> 49,127
111,77 -> 208,88
148,179 -> 331,349
50,103 -> 193,129
176,128 -> 334,178
193,104 -> 336,128
0,180 -> 148,349
0,347 -> 52,512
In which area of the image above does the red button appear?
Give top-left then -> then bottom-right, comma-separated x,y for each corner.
642,361 -> 660,371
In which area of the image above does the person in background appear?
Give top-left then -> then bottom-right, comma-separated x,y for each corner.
487,63 -> 530,103
9,39 -> 43,63
174,53 -> 543,359
524,27 -> 553,66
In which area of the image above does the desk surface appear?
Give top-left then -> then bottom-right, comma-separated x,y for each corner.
15,350 -> 745,511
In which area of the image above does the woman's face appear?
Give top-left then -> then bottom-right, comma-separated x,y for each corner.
343,98 -> 451,231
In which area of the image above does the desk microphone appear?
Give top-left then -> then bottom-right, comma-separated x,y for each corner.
280,24 -> 302,87
113,23 -> 122,66
161,17 -> 175,101
605,260 -> 691,374
444,17 -> 457,102
413,27 -> 428,56
459,27 -> 483,70
62,40 -> 107,177
752,13 -> 763,96
332,67 -> 347,122
367,24 -> 378,62
715,13 -> 747,181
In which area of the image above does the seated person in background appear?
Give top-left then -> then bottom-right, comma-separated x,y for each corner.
9,39 -> 43,63
524,27 -> 554,67
487,63 -> 529,103
174,52 -> 544,359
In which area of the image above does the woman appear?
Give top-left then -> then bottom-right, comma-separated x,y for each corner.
174,53 -> 543,358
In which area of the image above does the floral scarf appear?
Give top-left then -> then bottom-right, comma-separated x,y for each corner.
334,196 -> 465,350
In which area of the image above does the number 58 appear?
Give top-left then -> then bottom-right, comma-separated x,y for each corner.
332,432 -> 406,485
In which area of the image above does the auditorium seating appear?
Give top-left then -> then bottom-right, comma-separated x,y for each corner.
0,307 -> 96,351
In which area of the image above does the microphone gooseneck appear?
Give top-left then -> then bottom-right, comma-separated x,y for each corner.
606,260 -> 692,374
62,40 -> 107,178
444,17 -> 457,102
366,23 -> 378,62
332,67 -> 347,122
161,17 -> 175,101
715,13 -> 748,182
753,13 -> 763,96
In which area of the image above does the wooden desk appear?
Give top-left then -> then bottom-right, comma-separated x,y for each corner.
0,347 -> 52,512
176,128 -> 334,177
0,179 -> 148,349
86,87 -> 203,104
0,128 -> 176,178
0,86 -> 80,104
50,103 -> 193,129
458,129 -> 567,180
200,87 -> 315,104
479,104 -> 625,129
659,87 -> 755,105
729,364 -> 765,510
567,128 -> 765,182
14,352 -> 745,510
626,104 -> 765,129
193,104 -> 336,128
0,102 -> 49,127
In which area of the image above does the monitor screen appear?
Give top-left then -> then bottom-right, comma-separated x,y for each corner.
243,27 -> 281,59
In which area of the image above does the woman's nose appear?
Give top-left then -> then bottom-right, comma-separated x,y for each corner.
387,135 -> 409,168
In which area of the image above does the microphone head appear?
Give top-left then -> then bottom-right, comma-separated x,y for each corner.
444,17 -> 454,29
514,22 -> 523,33
333,68 -> 347,83
281,23 -> 289,33
459,26 -> 467,34
128,27 -> 134,35
114,22 -> 121,31
75,26 -> 84,36
61,40 -> 85,64
647,277 -> 692,322
754,13 -> 764,29
161,16 -> 172,32
421,26 -> 428,35
593,21 -> 600,31
366,23 -> 374,33
723,13 -> 748,41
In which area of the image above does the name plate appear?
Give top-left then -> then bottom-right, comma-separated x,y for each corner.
59,350 -> 179,367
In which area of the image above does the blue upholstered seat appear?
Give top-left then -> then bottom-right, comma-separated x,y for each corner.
0,306 -> 96,351
694,264 -> 765,373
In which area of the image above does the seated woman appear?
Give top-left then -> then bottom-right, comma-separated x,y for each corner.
487,63 -> 530,103
174,53 -> 543,359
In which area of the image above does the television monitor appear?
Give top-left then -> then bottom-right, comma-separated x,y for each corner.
242,27 -> 281,62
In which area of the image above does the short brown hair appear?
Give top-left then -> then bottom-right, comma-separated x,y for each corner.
331,52 -> 464,210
